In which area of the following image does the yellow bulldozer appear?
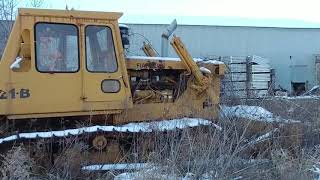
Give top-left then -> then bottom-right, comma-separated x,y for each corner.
0,8 -> 225,166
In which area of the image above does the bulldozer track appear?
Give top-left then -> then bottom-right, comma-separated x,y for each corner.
0,118 -> 220,145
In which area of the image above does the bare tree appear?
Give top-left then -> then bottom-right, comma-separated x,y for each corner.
0,0 -> 18,57
0,0 -> 45,58
27,0 -> 45,8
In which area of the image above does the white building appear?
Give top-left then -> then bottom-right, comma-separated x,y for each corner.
123,17 -> 320,93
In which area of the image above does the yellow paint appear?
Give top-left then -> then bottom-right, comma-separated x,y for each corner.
0,8 -> 224,123
0,8 -> 132,118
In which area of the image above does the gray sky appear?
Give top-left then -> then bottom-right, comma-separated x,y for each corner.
23,0 -> 320,27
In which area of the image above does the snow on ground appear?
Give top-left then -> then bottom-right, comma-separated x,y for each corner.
305,85 -> 320,94
246,128 -> 279,146
0,118 -> 221,144
221,105 -> 273,120
114,172 -> 137,180
82,163 -> 150,171
112,165 -> 180,180
310,165 -> 320,180
220,105 -> 300,123
111,165 -> 214,180
87,159 -> 271,179
274,95 -> 320,100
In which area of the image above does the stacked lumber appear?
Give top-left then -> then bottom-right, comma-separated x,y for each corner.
219,55 -> 274,99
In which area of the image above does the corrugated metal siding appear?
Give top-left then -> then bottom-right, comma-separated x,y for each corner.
127,24 -> 320,91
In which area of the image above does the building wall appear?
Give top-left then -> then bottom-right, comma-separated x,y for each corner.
127,24 -> 320,91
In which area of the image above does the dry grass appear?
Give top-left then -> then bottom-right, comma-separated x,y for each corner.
1,97 -> 320,179
0,145 -> 36,180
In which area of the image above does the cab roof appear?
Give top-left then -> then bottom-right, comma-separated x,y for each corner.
18,8 -> 123,20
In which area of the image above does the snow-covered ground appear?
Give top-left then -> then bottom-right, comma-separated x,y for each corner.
246,128 -> 279,146
275,95 -> 320,100
82,163 -> 203,179
273,85 -> 320,99
76,105 -> 299,179
220,105 -> 300,123
221,105 -> 273,120
110,165 -> 217,180
310,165 -> 320,180
82,163 -> 150,171
82,157 -> 272,179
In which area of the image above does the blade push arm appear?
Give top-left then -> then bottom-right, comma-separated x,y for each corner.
170,35 -> 208,86
142,42 -> 157,57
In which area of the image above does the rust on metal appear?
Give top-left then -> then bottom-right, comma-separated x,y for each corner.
141,61 -> 165,70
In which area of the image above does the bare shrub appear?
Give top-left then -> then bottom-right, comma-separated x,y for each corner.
119,94 -> 316,179
2,95 -> 317,179
126,121 -> 274,179
0,145 -> 36,180
48,139 -> 89,179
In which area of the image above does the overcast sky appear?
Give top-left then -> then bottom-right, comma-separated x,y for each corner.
28,0 -> 320,27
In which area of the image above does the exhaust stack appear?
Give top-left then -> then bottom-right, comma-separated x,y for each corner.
161,19 -> 177,57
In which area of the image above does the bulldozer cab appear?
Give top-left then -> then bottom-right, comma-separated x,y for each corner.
0,8 -> 132,119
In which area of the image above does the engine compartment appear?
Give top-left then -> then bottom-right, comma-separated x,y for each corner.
128,69 -> 188,104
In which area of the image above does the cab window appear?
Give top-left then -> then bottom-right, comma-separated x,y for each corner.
85,25 -> 117,72
35,23 -> 79,72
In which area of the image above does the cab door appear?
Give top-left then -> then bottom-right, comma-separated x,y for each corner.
81,23 -> 131,110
